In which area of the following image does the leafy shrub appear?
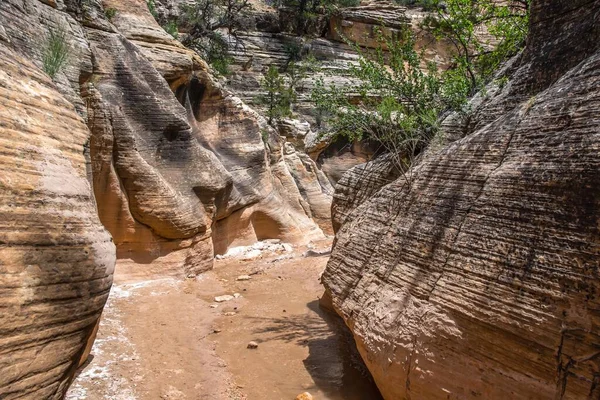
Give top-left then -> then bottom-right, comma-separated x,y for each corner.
394,0 -> 438,11
423,0 -> 529,94
104,7 -> 117,21
283,40 -> 304,64
335,0 -> 360,6
312,27 -> 466,185
260,129 -> 270,144
163,20 -> 179,38
311,0 -> 529,184
257,66 -> 293,124
42,25 -> 70,80
281,0 -> 360,34
179,0 -> 253,75
147,0 -> 158,19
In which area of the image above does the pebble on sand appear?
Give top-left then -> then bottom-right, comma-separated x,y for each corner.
214,295 -> 234,302
236,275 -> 252,281
247,341 -> 259,349
295,392 -> 313,400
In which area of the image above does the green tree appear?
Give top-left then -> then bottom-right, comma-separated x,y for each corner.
312,28 -> 466,185
423,0 -> 529,94
257,66 -> 293,124
281,0 -> 360,35
179,0 -> 254,75
311,1 -> 529,185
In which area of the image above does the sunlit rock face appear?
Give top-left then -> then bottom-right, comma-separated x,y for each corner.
150,0 -> 453,220
4,0 -> 323,278
0,0 -> 326,396
323,0 -> 600,399
0,36 -> 115,400
92,0 -> 324,270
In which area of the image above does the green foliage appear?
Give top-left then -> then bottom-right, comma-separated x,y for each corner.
284,53 -> 319,96
312,28 -> 468,184
206,35 -> 233,75
257,66 -> 293,124
42,25 -> 70,80
104,7 -> 117,21
423,0 -> 529,94
282,0 -> 360,10
394,0 -> 438,11
335,0 -> 361,6
257,51 -> 319,124
163,20 -> 179,39
260,129 -> 270,144
283,40 -> 304,64
281,0 -> 360,34
147,0 -> 158,19
311,1 -> 529,184
179,0 -> 253,75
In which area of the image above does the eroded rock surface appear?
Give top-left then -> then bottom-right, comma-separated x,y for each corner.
1,0 -> 325,275
0,39 -> 115,400
0,0 -> 326,396
91,0 -> 324,269
323,1 -> 600,399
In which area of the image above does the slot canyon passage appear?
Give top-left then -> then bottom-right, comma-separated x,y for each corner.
1,0 -> 600,399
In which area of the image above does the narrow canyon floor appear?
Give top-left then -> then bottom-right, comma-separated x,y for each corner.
66,240 -> 383,400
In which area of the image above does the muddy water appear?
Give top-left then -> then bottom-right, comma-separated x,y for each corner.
67,243 -> 382,400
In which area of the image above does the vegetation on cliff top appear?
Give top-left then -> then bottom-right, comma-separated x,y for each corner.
178,0 -> 254,75
312,0 -> 529,184
279,0 -> 361,34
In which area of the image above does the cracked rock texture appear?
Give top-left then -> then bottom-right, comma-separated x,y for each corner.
322,0 -> 600,399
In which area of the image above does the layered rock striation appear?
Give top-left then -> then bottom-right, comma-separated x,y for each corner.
322,0 -> 600,398
0,0 -> 327,397
0,35 -> 115,400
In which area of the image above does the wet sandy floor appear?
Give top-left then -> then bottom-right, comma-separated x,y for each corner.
66,243 -> 382,400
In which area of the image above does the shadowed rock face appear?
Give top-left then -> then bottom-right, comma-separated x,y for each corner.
323,1 -> 600,399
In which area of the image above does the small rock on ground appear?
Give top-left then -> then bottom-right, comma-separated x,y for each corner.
295,392 -> 313,400
214,295 -> 234,302
303,249 -> 331,257
247,341 -> 258,349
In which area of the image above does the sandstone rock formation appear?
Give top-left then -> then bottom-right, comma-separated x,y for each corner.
0,36 -> 115,400
0,0 -> 327,396
322,0 -> 600,398
1,0 -> 325,275
92,0 -> 324,269
330,154 -> 399,233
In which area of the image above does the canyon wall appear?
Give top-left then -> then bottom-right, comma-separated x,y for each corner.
0,0 -> 325,397
0,29 -> 115,400
322,0 -> 600,399
226,1 -> 446,190
155,0 -> 446,198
